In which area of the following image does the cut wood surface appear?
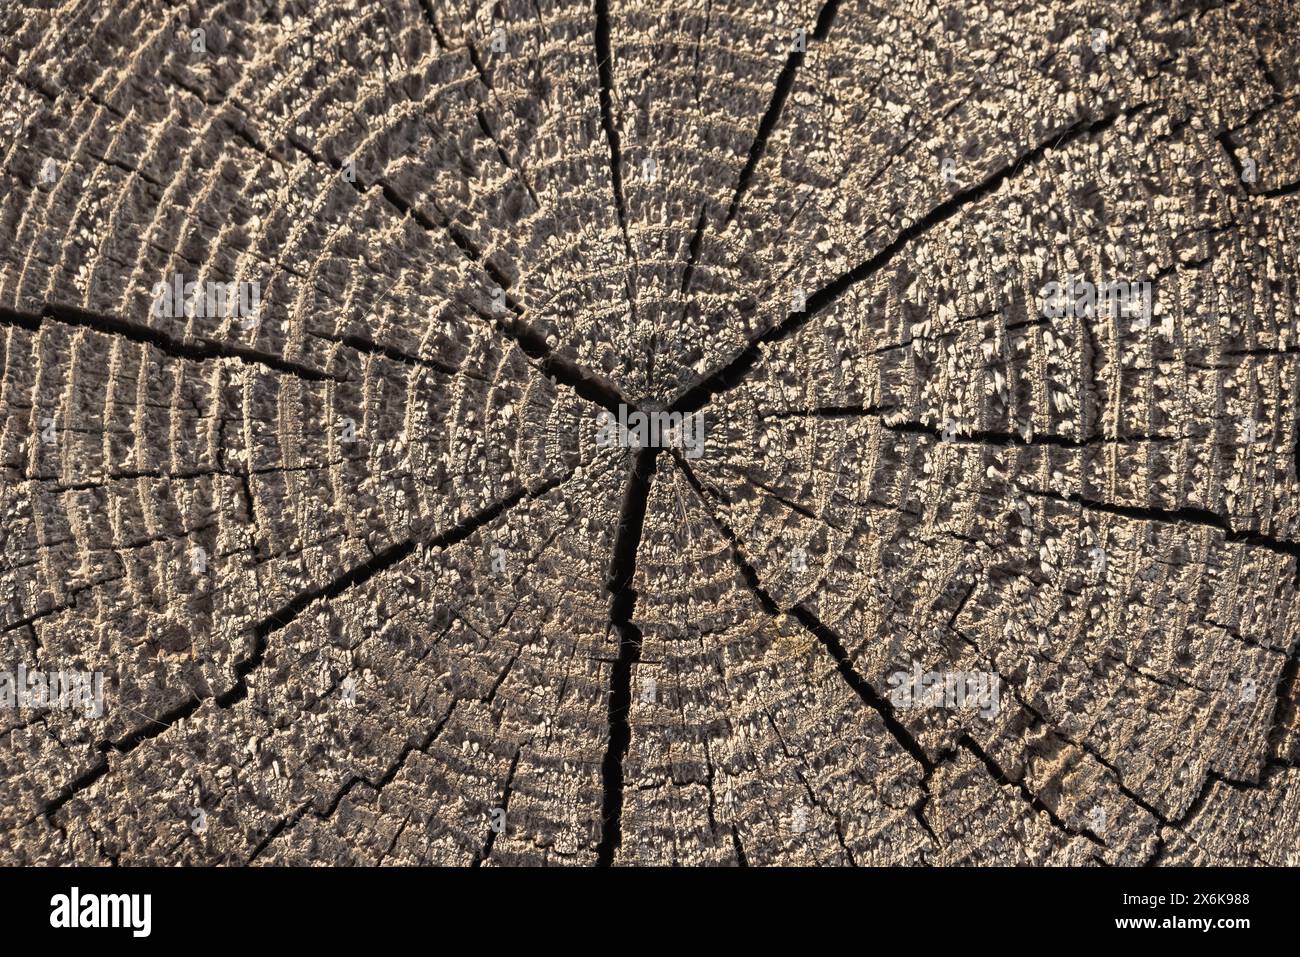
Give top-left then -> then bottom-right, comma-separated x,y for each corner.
1,0 -> 1299,866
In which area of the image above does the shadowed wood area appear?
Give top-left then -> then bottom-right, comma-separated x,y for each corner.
1,0 -> 1299,866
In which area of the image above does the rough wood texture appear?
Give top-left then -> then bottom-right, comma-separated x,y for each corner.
1,0 -> 1298,866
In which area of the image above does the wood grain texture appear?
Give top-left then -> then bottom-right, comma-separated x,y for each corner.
0,0 -> 1298,866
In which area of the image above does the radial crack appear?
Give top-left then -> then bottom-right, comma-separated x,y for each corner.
225,111 -> 627,408
39,473 -> 570,823
248,699 -> 461,864
0,303 -> 337,383
672,453 -> 932,774
593,0 -> 631,260
596,447 -> 658,866
669,102 -> 1152,415
1017,486 -> 1300,564
722,0 -> 840,227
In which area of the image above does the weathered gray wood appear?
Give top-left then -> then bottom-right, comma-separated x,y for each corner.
0,0 -> 1297,865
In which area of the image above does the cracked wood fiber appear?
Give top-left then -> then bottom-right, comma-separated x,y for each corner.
1,0 -> 1299,867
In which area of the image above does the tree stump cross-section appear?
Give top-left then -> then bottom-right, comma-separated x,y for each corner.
1,0 -> 1299,866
